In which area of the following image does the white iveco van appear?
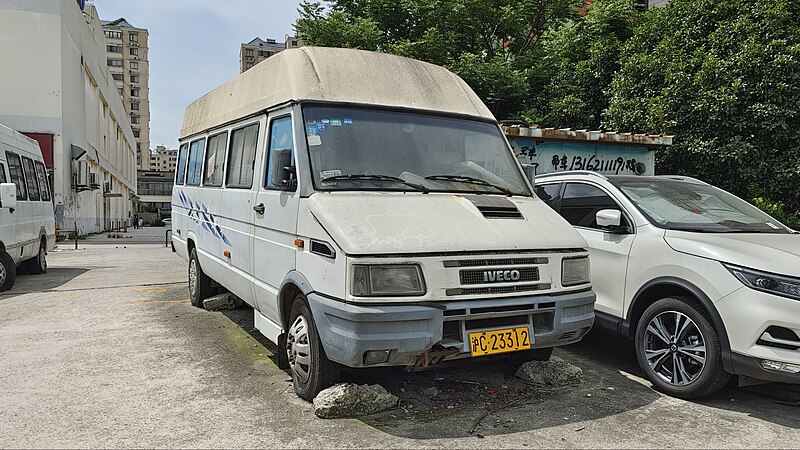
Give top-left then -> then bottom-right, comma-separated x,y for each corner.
172,47 -> 595,400
0,124 -> 56,291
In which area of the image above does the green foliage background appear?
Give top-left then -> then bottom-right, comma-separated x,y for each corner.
296,0 -> 800,220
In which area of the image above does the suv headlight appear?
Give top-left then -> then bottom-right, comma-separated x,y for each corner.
724,264 -> 800,301
352,264 -> 426,297
562,257 -> 590,286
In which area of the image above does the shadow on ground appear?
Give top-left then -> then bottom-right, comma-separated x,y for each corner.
0,267 -> 90,300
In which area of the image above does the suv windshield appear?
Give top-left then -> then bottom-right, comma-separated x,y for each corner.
612,178 -> 792,234
302,105 -> 531,196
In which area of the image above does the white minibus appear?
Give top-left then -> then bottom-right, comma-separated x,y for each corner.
0,124 -> 55,291
172,47 -> 595,400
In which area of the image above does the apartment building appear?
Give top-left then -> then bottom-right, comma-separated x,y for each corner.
239,35 -> 302,73
149,145 -> 178,172
101,18 -> 151,170
0,0 -> 137,234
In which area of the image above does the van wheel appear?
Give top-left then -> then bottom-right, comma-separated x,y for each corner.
508,347 -> 553,366
0,250 -> 16,292
286,296 -> 340,401
188,248 -> 212,308
635,297 -> 730,399
25,240 -> 47,275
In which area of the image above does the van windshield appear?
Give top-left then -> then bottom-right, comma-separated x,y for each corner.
302,106 -> 531,196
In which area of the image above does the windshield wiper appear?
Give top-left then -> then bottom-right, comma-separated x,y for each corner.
424,174 -> 512,196
320,174 -> 429,193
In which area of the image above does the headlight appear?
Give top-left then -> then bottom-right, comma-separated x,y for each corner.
562,257 -> 590,286
724,264 -> 800,301
352,264 -> 426,297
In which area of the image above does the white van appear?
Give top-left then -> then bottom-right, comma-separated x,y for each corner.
172,47 -> 595,400
0,124 -> 56,291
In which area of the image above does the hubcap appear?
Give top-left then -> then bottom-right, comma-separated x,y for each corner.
188,259 -> 198,299
286,314 -> 312,384
644,311 -> 707,386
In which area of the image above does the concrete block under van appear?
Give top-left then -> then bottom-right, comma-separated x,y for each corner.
171,47 -> 596,401
0,124 -> 56,291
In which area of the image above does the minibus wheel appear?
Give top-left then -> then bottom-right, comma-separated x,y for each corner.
634,297 -> 730,399
188,248 -> 212,307
0,250 -> 16,292
286,296 -> 340,401
25,239 -> 47,274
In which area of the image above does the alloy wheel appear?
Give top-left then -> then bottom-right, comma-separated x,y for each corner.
286,315 -> 312,384
644,311 -> 707,386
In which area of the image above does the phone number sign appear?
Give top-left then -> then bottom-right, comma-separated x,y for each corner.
509,139 -> 655,176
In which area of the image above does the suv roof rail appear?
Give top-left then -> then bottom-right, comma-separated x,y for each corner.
655,175 -> 709,185
535,171 -> 609,181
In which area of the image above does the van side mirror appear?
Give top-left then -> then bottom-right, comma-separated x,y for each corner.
521,164 -> 537,184
0,183 -> 16,212
270,149 -> 296,190
596,209 -> 626,233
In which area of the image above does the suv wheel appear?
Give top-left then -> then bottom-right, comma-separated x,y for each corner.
635,297 -> 730,399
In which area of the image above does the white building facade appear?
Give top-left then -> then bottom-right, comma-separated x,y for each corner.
0,0 -> 137,234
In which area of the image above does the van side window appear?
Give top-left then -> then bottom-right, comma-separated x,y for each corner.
560,182 -> 628,230
265,116 -> 293,189
0,162 -> 6,183
186,139 -> 206,186
226,123 -> 259,189
34,161 -> 51,201
203,131 -> 227,187
21,156 -> 40,201
5,152 -> 27,200
175,143 -> 189,185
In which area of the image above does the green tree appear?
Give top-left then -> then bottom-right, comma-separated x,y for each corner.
606,0 -> 800,208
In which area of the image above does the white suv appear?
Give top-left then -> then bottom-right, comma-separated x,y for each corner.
535,171 -> 800,398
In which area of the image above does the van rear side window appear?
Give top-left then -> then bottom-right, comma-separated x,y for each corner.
5,152 -> 27,200
203,131 -> 227,187
175,143 -> 188,185
186,139 -> 205,186
226,123 -> 259,189
21,156 -> 40,201
34,161 -> 51,201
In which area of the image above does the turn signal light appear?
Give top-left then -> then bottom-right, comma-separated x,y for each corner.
223,250 -> 231,258
294,239 -> 304,249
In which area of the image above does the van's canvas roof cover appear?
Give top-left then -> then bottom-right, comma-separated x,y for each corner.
181,47 -> 494,139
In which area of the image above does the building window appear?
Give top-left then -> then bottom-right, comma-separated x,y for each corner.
245,49 -> 254,57
131,116 -> 140,124
133,130 -> 140,138
131,88 -> 139,97
107,59 -> 123,67
112,73 -> 123,81
245,62 -> 253,69
107,45 -> 122,53
130,61 -> 139,69
118,88 -> 124,95
130,75 -> 139,83
130,47 -> 139,56
131,102 -> 139,110
129,32 -> 139,42
105,30 -> 122,39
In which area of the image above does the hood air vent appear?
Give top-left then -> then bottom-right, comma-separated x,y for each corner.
464,195 -> 523,219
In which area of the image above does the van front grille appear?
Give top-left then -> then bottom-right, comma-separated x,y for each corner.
459,267 -> 540,285
446,283 -> 551,296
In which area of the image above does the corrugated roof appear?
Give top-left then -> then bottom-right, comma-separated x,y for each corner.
181,47 -> 493,139
502,125 -> 673,147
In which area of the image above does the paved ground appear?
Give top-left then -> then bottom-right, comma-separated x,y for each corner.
81,225 -> 171,244
0,245 -> 797,448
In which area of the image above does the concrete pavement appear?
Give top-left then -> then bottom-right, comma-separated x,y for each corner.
0,245 -> 797,448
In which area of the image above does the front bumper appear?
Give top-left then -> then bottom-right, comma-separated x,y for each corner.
307,290 -> 595,368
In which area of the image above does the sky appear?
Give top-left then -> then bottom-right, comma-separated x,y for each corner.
94,0 -> 302,150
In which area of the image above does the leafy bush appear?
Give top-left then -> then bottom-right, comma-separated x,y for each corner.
751,196 -> 800,230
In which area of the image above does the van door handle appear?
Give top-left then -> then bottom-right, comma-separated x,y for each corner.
253,203 -> 265,215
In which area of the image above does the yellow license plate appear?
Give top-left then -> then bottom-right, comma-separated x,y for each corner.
468,326 -> 531,357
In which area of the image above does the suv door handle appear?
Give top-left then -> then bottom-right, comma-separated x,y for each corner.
253,203 -> 265,215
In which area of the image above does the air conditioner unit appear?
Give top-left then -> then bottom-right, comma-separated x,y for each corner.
73,161 -> 89,187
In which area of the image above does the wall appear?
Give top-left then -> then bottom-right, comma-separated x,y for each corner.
509,139 -> 656,177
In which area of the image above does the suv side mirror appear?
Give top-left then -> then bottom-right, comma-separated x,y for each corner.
0,183 -> 16,212
596,209 -> 626,233
270,149 -> 296,190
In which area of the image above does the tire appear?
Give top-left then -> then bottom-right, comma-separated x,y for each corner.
24,239 -> 47,275
188,247 -> 212,308
508,347 -> 553,366
634,297 -> 730,399
0,250 -> 16,292
286,296 -> 340,401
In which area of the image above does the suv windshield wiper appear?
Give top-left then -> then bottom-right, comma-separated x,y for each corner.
424,174 -> 512,196
320,174 -> 429,193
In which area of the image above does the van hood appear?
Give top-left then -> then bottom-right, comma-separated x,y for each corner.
664,231 -> 800,277
308,192 -> 586,255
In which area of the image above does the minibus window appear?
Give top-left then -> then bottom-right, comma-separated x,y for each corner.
5,152 -> 27,200
34,161 -> 51,201
21,156 -> 40,201
186,139 -> 206,186
226,123 -> 259,189
265,116 -> 293,189
175,143 -> 189,185
203,132 -> 227,187
0,162 -> 6,183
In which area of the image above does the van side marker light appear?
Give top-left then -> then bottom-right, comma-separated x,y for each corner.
223,250 -> 231,258
295,239 -> 305,249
